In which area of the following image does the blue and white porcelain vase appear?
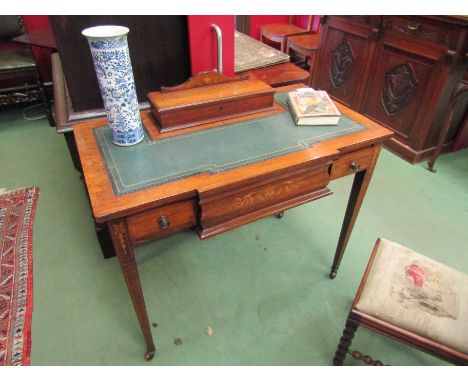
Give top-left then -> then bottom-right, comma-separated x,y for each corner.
82,25 -> 144,146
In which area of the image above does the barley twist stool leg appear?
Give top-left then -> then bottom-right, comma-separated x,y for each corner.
348,349 -> 385,366
333,317 -> 359,365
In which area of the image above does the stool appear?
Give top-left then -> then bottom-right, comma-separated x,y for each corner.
285,34 -> 320,79
333,238 -> 468,365
260,17 -> 312,53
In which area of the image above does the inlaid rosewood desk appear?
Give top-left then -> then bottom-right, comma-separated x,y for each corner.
73,84 -> 393,360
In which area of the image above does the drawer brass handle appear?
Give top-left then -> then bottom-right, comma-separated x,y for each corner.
407,22 -> 421,31
158,215 -> 171,230
350,162 -> 360,172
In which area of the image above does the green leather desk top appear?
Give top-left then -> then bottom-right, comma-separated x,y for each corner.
95,92 -> 367,196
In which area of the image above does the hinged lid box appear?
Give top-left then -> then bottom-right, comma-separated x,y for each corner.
147,79 -> 275,133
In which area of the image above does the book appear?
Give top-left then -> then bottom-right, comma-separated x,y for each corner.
288,89 -> 341,126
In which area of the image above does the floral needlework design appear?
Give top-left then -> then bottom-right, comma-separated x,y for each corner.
87,34 -> 143,146
392,260 -> 460,320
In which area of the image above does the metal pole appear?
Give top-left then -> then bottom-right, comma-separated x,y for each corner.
211,24 -> 223,73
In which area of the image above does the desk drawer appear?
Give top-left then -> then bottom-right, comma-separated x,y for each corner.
199,163 -> 332,239
330,146 -> 374,180
127,200 -> 197,244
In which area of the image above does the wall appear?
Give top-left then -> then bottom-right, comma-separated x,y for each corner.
22,15 -> 53,82
19,15 -> 318,84
187,15 -> 235,77
19,15 -> 237,85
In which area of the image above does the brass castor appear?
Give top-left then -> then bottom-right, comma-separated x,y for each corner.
144,350 -> 155,361
276,211 -> 284,219
329,269 -> 338,279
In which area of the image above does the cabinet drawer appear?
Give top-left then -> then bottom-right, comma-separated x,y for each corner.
127,200 -> 197,244
383,16 -> 459,49
330,146 -> 374,180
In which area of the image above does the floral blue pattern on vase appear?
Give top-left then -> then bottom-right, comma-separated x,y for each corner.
82,26 -> 144,146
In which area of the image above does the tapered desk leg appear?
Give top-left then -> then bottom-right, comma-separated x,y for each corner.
108,219 -> 156,361
330,145 -> 382,279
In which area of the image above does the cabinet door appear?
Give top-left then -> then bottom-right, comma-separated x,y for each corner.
360,40 -> 441,146
313,17 -> 379,109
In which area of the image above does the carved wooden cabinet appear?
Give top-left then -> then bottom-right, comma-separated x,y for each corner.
313,17 -> 380,110
312,16 -> 468,163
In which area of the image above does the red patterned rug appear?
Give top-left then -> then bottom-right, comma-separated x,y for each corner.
0,187 -> 39,366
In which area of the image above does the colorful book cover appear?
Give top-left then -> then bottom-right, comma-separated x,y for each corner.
289,90 -> 340,117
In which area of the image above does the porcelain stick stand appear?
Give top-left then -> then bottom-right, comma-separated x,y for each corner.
82,25 -> 144,146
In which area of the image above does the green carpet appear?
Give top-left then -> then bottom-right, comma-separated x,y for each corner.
1,107 -> 467,365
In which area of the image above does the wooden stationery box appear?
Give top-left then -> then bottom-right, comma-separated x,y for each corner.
147,80 -> 275,133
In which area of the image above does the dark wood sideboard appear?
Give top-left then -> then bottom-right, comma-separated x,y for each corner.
311,16 -> 468,163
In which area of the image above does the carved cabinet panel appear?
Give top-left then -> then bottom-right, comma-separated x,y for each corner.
361,43 -> 438,143
312,16 -> 468,163
314,17 -> 378,109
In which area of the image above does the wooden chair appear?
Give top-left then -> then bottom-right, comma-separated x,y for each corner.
333,238 -> 468,366
260,16 -> 313,53
286,33 -> 320,81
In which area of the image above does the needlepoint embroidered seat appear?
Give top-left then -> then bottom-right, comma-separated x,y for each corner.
355,238 -> 468,355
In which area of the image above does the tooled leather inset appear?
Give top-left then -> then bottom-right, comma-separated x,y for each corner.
330,41 -> 354,88
381,63 -> 417,116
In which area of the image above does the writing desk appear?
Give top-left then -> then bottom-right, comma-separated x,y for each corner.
73,84 -> 393,360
